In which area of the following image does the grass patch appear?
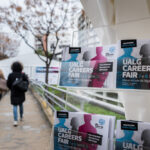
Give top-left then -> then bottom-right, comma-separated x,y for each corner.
54,105 -> 62,111
84,103 -> 125,120
54,102 -> 125,120
48,87 -> 66,99
46,87 -> 125,120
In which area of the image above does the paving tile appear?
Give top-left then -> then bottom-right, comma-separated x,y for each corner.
0,91 -> 52,150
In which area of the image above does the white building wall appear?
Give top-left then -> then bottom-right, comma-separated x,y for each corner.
81,0 -> 150,42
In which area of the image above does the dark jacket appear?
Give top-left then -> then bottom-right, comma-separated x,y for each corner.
7,72 -> 29,105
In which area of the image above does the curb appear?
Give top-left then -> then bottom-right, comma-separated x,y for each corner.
29,88 -> 54,126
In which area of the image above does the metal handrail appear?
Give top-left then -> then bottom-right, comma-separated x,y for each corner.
30,80 -> 125,115
82,90 -> 122,104
30,80 -> 83,112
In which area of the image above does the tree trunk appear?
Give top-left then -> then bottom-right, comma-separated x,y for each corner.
45,62 -> 50,84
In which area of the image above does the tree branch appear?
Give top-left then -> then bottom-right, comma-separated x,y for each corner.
46,0 -> 58,34
49,31 -> 59,65
56,3 -> 69,32
18,32 -> 46,63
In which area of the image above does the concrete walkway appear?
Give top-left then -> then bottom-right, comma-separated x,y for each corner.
0,91 -> 52,150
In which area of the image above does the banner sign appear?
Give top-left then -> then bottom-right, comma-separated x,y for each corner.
117,39 -> 150,89
59,46 -> 116,88
54,111 -> 115,150
116,120 -> 150,150
59,39 -> 150,90
35,66 -> 59,85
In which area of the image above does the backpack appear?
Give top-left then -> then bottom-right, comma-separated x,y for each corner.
0,78 -> 8,91
12,75 -> 28,92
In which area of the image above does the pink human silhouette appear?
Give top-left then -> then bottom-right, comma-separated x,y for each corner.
78,114 -> 98,150
88,47 -> 108,87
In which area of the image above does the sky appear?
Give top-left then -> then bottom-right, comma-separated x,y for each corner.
0,0 -> 34,56
0,0 -> 9,7
0,0 -> 83,56
0,28 -> 34,56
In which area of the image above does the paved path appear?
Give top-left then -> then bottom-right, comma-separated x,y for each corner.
0,91 -> 52,150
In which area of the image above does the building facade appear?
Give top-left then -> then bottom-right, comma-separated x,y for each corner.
78,10 -> 101,47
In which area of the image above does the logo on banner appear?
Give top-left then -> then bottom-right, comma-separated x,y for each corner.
95,119 -> 105,129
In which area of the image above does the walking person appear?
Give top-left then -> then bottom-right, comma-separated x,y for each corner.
7,61 -> 29,127
0,69 -> 6,100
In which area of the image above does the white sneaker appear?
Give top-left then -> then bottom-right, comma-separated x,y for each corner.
13,121 -> 18,127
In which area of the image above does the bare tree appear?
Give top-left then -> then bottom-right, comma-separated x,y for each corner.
0,32 -> 20,60
0,0 -> 81,83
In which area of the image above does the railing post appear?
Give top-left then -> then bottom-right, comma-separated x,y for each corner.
117,92 -> 122,107
80,100 -> 85,111
48,86 -> 55,108
77,90 -> 85,111
65,88 -> 68,110
102,91 -> 107,102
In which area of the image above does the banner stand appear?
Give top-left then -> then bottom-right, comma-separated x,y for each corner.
71,16 -> 150,122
